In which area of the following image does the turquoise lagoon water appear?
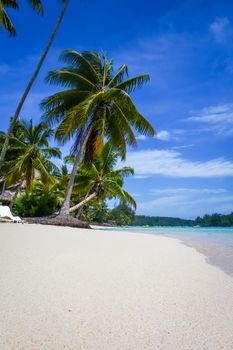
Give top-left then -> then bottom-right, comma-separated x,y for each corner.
109,226 -> 233,276
110,226 -> 233,245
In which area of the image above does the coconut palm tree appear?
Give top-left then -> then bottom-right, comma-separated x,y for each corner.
3,119 -> 61,191
0,0 -> 43,36
41,50 -> 155,216
0,0 -> 69,168
69,142 -> 136,213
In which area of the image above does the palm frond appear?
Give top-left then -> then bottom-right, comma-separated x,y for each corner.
41,90 -> 89,125
115,74 -> 150,93
60,50 -> 100,83
135,113 -> 155,136
107,88 -> 155,137
0,2 -> 16,36
111,101 -> 137,147
32,157 -> 55,186
2,1 -> 19,9
108,64 -> 128,87
102,52 -> 113,85
27,0 -> 43,15
41,147 -> 62,159
105,180 -> 136,209
81,51 -> 102,76
45,69 -> 96,90
114,166 -> 134,177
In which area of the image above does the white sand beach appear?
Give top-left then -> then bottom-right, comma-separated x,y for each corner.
0,224 -> 233,350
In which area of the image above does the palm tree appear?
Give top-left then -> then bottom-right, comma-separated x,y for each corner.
69,142 -> 136,213
0,0 -> 69,168
42,50 -> 155,216
0,0 -> 43,36
3,119 -> 61,191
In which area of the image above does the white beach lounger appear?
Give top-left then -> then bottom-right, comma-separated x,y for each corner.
0,205 -> 21,222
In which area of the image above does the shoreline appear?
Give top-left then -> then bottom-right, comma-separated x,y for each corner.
172,236 -> 233,278
0,223 -> 233,349
96,225 -> 233,278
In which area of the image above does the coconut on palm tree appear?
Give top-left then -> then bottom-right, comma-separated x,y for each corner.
42,50 -> 155,216
0,0 -> 43,36
0,0 -> 70,168
70,142 -> 136,213
3,119 -> 61,191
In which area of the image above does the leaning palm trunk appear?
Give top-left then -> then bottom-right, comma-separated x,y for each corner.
69,192 -> 97,213
76,190 -> 90,218
0,0 -> 69,167
59,127 -> 93,216
59,152 -> 81,216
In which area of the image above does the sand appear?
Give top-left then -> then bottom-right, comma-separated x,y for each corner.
0,224 -> 233,350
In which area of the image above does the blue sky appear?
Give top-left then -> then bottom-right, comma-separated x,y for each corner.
1,0 -> 233,218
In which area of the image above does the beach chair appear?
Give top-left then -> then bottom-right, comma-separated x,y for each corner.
0,205 -> 21,222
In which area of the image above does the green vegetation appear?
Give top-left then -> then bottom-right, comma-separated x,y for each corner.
132,213 -> 233,227
133,215 -> 194,227
0,48 -> 150,226
70,142 -> 136,214
13,184 -> 60,217
1,3 -> 155,228
0,0 -> 69,168
110,203 -> 135,226
80,201 -> 110,224
195,213 -> 233,227
0,0 -> 43,36
42,50 -> 155,216
2,119 -> 61,191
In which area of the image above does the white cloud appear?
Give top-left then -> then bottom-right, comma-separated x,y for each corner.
136,135 -> 147,141
123,149 -> 233,178
137,193 -> 233,218
188,103 -> 233,123
187,103 -> 233,135
133,175 -> 150,179
156,130 -> 171,141
172,144 -> 194,150
150,188 -> 227,196
210,17 -> 231,43
136,130 -> 183,143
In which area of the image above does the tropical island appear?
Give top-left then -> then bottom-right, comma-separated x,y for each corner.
1,1 -> 233,350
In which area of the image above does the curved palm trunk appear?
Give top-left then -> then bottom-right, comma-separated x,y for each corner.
59,152 -> 81,216
69,192 -> 97,213
59,127 -> 93,217
0,0 -> 69,168
76,190 -> 90,218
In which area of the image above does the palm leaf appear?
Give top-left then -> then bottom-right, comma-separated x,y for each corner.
2,1 -> 19,9
45,69 -> 96,90
115,74 -> 150,93
27,0 -> 43,15
81,51 -> 102,76
60,50 -> 100,83
111,101 -> 137,147
0,2 -> 16,35
114,166 -> 134,177
41,147 -> 62,159
108,64 -> 128,87
41,90 -> 90,124
33,157 -> 55,186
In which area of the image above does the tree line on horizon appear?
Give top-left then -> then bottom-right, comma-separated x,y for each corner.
132,213 -> 233,227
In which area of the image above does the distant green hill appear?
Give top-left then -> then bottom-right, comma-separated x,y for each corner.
132,212 -> 233,227
195,212 -> 233,227
132,215 -> 194,227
